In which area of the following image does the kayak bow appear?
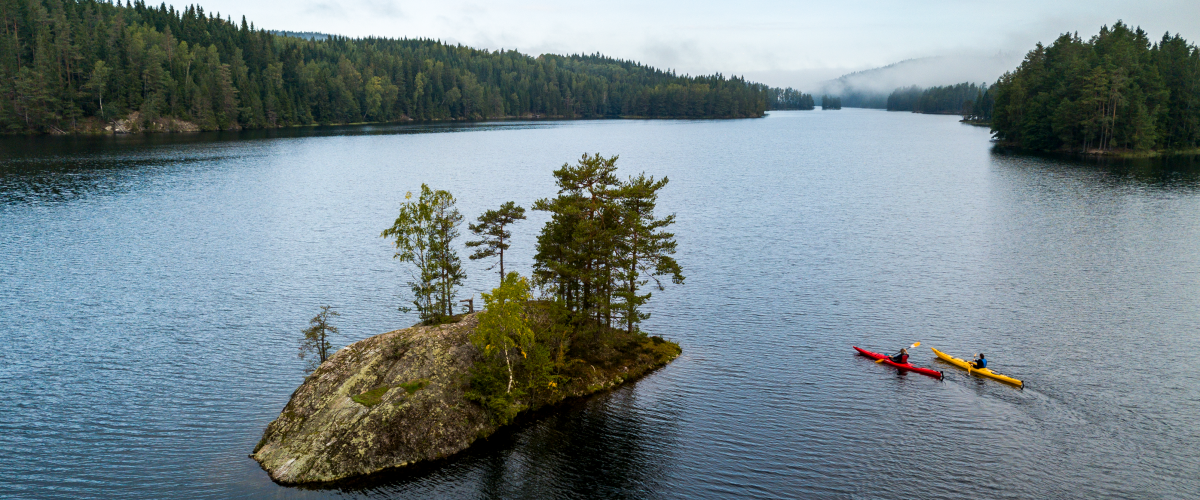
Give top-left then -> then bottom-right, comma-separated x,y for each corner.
853,346 -> 943,379
930,348 -> 1023,388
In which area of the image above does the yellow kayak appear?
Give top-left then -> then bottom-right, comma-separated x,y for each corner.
931,348 -> 1023,388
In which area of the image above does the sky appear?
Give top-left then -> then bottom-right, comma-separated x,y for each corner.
195,0 -> 1200,90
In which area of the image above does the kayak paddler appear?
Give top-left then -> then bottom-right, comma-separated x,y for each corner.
890,348 -> 909,364
972,353 -> 987,369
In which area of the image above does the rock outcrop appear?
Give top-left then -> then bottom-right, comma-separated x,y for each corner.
252,312 -> 680,485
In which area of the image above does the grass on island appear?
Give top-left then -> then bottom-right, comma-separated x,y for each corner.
351,386 -> 391,407
351,379 -> 431,407
398,379 -> 430,395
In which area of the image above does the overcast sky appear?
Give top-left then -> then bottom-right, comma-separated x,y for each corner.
195,0 -> 1199,90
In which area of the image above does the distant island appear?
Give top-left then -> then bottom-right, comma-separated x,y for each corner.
0,0 -> 815,135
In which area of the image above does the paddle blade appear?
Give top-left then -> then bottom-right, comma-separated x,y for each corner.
911,342 -> 921,348
875,358 -> 886,363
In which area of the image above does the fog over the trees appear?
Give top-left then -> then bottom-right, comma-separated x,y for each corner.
197,0 -> 1198,89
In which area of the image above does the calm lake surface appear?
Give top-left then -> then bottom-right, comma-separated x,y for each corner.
2,110 -> 1199,499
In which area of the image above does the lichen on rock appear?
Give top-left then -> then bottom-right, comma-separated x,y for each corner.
252,312 -> 679,485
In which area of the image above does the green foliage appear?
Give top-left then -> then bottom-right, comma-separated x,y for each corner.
466,201 -> 526,285
299,305 -> 339,374
820,95 -> 842,110
992,22 -> 1200,152
382,185 -> 465,324
471,272 -> 536,394
643,336 -> 682,364
0,0 -> 769,134
351,385 -> 390,407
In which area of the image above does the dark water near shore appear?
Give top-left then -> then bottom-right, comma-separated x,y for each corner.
3,110 -> 1199,499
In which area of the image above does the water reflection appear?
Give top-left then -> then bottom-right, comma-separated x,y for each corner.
323,385 -> 679,499
4,111 -> 1200,499
0,121 -> 566,207
990,146 -> 1200,186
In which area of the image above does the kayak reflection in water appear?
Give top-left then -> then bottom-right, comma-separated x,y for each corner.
890,348 -> 909,364
972,353 -> 987,369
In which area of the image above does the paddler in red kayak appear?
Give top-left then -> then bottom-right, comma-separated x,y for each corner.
890,348 -> 909,364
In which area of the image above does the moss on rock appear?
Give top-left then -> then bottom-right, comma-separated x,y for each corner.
252,312 -> 679,485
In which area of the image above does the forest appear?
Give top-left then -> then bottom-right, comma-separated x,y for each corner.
991,22 -> 1200,152
766,87 -> 814,110
1,0 -> 778,134
886,82 -> 989,115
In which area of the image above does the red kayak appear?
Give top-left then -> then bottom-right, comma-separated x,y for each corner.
853,346 -> 943,379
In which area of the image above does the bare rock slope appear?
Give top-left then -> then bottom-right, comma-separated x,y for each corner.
252,312 -> 679,484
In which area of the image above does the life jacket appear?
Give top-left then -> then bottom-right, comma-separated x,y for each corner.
976,358 -> 987,368
892,353 -> 909,364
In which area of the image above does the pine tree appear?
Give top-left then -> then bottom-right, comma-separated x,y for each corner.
466,201 -> 526,285
532,153 -> 622,325
299,305 -> 339,374
614,173 -> 684,334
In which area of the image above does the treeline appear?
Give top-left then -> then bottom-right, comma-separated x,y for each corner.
821,95 -> 841,110
767,87 -> 814,110
992,22 -> 1200,152
885,82 -> 996,122
886,82 -> 980,114
1,0 -> 770,134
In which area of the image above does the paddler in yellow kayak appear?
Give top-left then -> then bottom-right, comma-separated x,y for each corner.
971,353 -> 987,369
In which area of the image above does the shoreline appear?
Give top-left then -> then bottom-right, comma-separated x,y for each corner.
2,113 -> 767,137
993,142 -> 1200,159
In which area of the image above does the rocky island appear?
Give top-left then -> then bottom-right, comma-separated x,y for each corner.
254,153 -> 686,484
252,311 -> 680,485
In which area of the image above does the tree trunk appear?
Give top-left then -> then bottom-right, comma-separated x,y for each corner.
504,347 -> 513,393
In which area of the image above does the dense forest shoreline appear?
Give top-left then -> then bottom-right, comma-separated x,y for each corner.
1,0 -> 812,135
990,22 -> 1200,156
31,107 -> 774,136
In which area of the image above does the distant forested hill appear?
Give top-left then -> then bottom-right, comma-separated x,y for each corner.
992,22 -> 1200,153
0,0 -> 770,134
887,82 -> 991,115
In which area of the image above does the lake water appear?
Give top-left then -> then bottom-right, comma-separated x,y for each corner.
2,110 -> 1199,499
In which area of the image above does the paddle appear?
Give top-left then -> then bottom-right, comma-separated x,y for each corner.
966,353 -> 982,375
876,342 -> 920,363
